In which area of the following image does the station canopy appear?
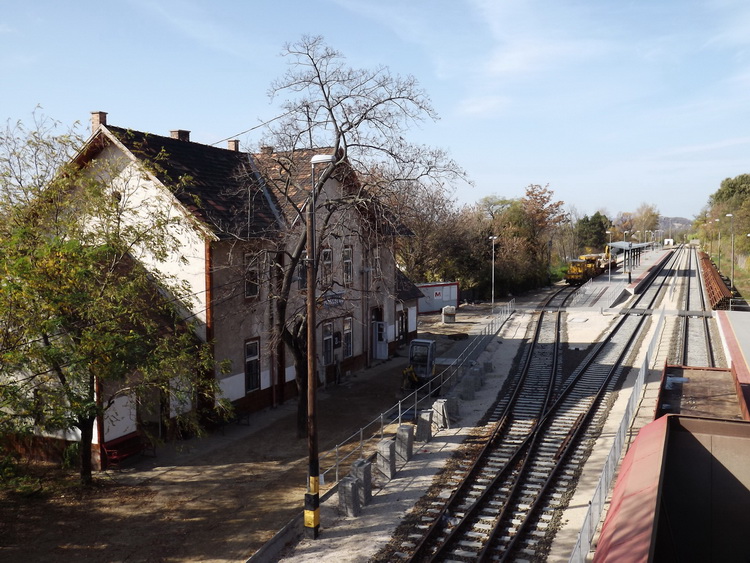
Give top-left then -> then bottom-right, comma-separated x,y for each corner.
607,241 -> 652,253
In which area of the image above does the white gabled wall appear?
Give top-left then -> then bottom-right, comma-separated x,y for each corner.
91,143 -> 210,339
103,395 -> 137,440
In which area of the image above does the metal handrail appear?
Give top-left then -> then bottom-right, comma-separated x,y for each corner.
318,300 -> 515,486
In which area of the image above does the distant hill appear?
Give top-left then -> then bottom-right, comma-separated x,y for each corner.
660,216 -> 692,235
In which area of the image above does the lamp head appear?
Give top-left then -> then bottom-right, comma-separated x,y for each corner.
311,154 -> 335,164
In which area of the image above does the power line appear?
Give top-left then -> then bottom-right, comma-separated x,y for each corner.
209,109 -> 297,148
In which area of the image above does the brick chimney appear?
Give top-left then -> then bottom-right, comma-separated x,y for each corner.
91,111 -> 107,133
170,130 -> 191,142
227,139 -> 240,151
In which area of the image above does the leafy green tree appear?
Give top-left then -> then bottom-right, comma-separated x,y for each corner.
0,115 -> 218,485
710,174 -> 750,207
575,211 -> 611,252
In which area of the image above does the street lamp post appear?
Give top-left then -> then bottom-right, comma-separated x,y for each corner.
727,213 -> 735,289
305,153 -> 335,540
714,218 -> 720,264
489,236 -> 498,313
623,231 -> 629,273
606,230 -> 612,284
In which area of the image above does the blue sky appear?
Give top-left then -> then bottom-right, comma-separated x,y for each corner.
3,0 -> 750,220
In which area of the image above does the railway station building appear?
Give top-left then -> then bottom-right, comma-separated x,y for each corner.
11,112 -> 422,467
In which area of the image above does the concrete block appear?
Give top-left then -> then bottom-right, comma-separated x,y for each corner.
377,439 -> 396,480
350,458 -> 372,505
432,399 -> 450,429
470,367 -> 485,387
396,424 -> 414,463
416,410 -> 433,442
339,476 -> 361,517
460,377 -> 475,400
446,396 -> 460,417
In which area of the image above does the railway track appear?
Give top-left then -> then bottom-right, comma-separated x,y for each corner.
678,246 -> 716,367
398,249 -> 691,561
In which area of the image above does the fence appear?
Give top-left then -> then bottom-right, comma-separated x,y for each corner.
317,300 -> 515,487
568,307 -> 666,562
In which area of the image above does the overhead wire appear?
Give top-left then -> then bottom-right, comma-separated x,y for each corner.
209,109 -> 297,148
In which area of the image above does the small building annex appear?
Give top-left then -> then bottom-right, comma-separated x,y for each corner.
75,112 -> 420,450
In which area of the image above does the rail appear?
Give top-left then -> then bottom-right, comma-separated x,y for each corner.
317,300 -> 515,486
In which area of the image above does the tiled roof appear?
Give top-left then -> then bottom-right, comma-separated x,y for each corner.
252,147 -> 343,224
104,126 -> 281,240
396,268 -> 424,301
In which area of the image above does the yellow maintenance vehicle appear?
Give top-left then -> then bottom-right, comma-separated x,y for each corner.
402,339 -> 436,390
565,247 -> 615,285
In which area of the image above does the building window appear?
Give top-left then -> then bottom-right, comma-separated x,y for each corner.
321,248 -> 332,288
342,246 -> 353,287
323,322 -> 334,366
245,340 -> 260,393
343,317 -> 353,358
244,254 -> 259,298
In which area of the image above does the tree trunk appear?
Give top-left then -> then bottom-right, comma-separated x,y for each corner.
78,416 -> 96,486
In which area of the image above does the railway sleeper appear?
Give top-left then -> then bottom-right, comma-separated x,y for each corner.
454,547 -> 482,558
538,510 -> 555,521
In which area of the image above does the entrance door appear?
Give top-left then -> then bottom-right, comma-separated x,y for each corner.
372,321 -> 388,360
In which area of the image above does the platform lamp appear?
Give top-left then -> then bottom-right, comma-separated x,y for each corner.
490,236 -> 498,313
727,213 -> 735,289
606,230 -> 612,284
717,219 -> 722,273
305,152 -> 335,540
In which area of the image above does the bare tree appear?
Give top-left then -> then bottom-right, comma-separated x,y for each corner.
231,36 -> 466,437
632,203 -> 660,242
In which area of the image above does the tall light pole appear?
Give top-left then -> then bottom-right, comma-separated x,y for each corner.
489,236 -> 498,313
623,231 -> 629,273
714,218 -> 720,263
305,153 -> 335,540
606,230 -> 612,284
727,213 -> 735,289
